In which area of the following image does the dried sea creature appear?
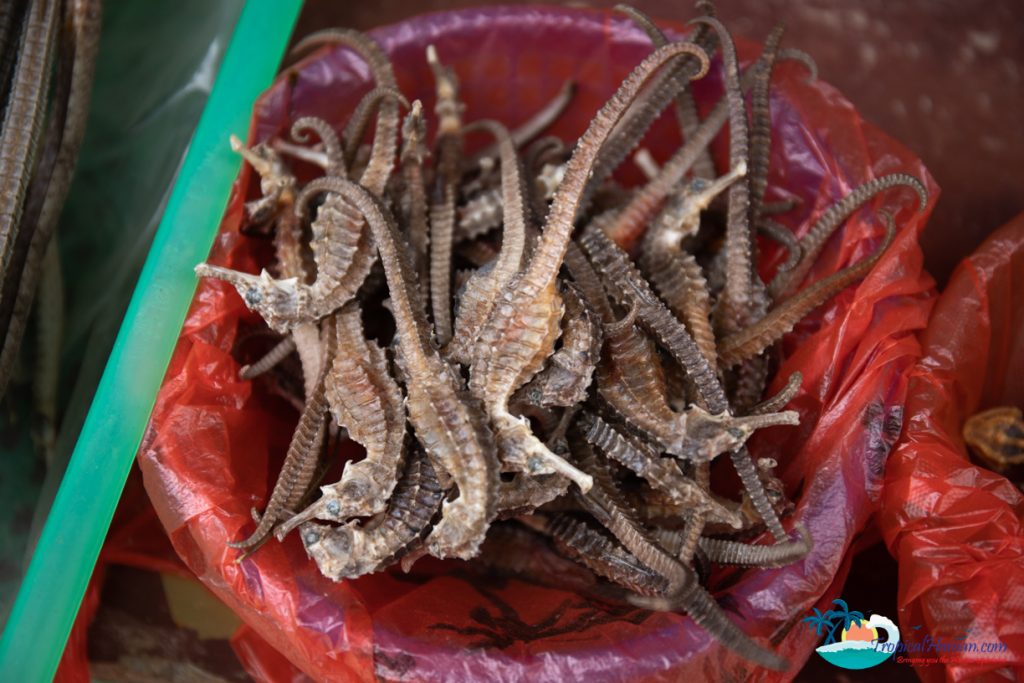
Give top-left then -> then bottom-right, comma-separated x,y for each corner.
197,9 -> 930,671
963,406 -> 1024,475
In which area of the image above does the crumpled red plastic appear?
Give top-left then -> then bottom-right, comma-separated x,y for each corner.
879,213 -> 1024,682
135,7 -> 938,681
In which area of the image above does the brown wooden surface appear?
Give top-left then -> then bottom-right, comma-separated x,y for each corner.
297,0 -> 1024,285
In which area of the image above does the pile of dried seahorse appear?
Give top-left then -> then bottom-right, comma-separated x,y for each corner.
0,0 -> 102,462
195,6 -> 927,670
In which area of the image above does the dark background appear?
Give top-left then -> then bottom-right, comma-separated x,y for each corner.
292,2 -> 1024,680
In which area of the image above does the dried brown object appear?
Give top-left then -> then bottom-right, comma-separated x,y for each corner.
194,10 -> 932,669
963,406 -> 1024,474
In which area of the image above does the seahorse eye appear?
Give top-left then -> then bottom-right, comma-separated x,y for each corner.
244,287 -> 262,306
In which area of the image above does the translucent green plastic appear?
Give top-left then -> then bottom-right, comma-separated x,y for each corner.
0,1 -> 302,679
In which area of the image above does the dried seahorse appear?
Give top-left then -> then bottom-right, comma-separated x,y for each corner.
341,85 -> 407,168
642,164 -> 748,256
615,4 -> 716,180
699,524 -> 811,568
231,138 -> 299,240
239,336 -> 297,380
496,473 -> 569,517
520,513 -> 669,596
427,44 -> 464,345
719,211 -> 897,367
577,410 -> 741,527
446,119 -> 528,365
757,217 -> 802,275
595,301 -> 678,449
601,111 -> 746,254
747,25 -> 784,230
223,137 -> 323,392
602,36 -> 815,252
228,321 -> 335,551
274,301 -> 406,538
0,0 -> 57,277
455,188 -> 503,242
199,30 -> 404,326
639,166 -> 748,366
572,443 -> 787,671
472,79 -> 575,163
769,174 -> 928,298
399,100 -> 430,289
747,371 -> 802,416
300,449 -> 444,580
582,5 -> 716,207
469,42 -> 710,492
291,115 -> 345,177
571,441 -> 688,584
294,176 -> 498,560
626,576 -> 787,670
225,145 -> 317,381
691,17 -> 758,335
579,225 -> 794,542
512,284 -> 601,408
581,226 -> 798,440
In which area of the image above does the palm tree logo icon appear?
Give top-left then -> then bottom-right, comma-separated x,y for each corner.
803,599 -> 901,670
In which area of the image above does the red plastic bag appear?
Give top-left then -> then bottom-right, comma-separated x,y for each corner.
52,467 -> 192,682
879,213 -> 1024,682
137,7 -> 938,681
